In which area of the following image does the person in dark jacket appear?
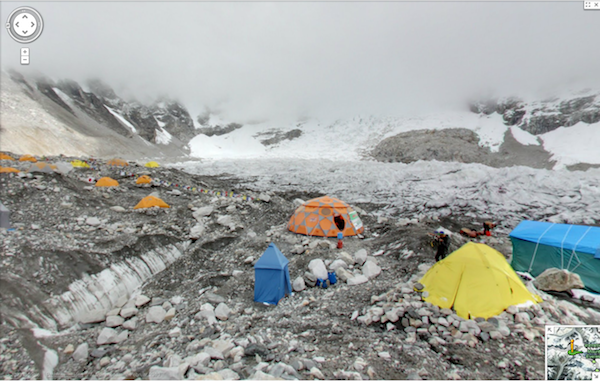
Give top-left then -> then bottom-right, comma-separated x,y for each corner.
434,231 -> 451,262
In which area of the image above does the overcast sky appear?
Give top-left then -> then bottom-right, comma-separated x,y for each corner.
2,2 -> 600,122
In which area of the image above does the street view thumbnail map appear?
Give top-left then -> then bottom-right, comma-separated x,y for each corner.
546,326 -> 600,380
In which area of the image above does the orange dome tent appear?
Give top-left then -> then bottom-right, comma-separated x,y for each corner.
95,177 -> 119,187
288,196 -> 364,237
0,166 -> 20,173
19,154 -> 37,162
133,195 -> 170,209
0,153 -> 15,161
28,162 -> 58,173
107,158 -> 128,167
136,175 -> 152,185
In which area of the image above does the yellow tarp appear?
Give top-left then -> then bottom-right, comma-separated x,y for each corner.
136,175 -> 152,184
144,161 -> 160,168
133,195 -> 170,209
96,177 -> 119,187
19,154 -> 37,162
0,153 -> 15,160
0,166 -> 20,173
71,160 -> 91,168
418,242 -> 541,319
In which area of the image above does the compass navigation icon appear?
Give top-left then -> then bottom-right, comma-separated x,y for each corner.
6,7 -> 43,43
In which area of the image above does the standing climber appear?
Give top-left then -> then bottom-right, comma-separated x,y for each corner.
434,231 -> 451,262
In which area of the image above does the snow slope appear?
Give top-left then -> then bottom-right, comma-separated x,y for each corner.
540,121 -> 600,169
188,112 -> 511,161
510,126 -> 540,146
104,106 -> 137,133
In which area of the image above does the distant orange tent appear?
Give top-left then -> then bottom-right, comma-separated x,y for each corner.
136,175 -> 152,185
0,153 -> 15,161
95,177 -> 119,187
107,158 -> 128,167
288,196 -> 364,237
0,166 -> 20,173
28,162 -> 58,173
133,195 -> 170,209
19,154 -> 37,162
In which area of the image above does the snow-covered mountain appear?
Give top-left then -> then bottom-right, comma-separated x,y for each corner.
2,69 -> 599,170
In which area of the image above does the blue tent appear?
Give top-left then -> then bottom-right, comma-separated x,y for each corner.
254,243 -> 293,305
509,220 -> 600,293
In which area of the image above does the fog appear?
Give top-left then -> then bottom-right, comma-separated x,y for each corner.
2,2 -> 599,122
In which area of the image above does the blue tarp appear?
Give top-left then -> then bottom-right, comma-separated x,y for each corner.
509,220 -> 600,258
254,243 -> 293,305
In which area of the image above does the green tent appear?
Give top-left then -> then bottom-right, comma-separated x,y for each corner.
509,220 -> 600,293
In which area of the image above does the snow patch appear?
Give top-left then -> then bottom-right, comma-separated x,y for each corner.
471,113 -> 509,153
155,127 -> 172,145
510,126 -> 540,146
104,105 -> 137,133
188,126 -> 266,159
541,121 -> 600,169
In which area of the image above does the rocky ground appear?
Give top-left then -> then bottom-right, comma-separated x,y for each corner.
1,153 -> 600,380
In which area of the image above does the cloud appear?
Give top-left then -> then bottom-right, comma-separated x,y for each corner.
2,2 -> 600,122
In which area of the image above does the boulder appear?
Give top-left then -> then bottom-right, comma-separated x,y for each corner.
86,217 -> 101,226
338,252 -> 354,266
304,271 -> 317,287
217,215 -> 233,226
97,327 -> 119,345
106,315 -> 124,328
135,295 -> 151,307
78,309 -> 106,324
72,343 -> 89,362
354,249 -> 368,265
308,259 -> 328,280
164,308 -> 176,321
293,198 -> 305,207
258,193 -> 271,202
146,306 -> 167,324
329,259 -> 348,272
335,267 -> 354,283
204,346 -> 225,360
194,206 -> 214,219
293,277 -> 306,292
190,223 -> 206,238
215,303 -> 231,321
148,366 -> 181,380
123,317 -> 138,330
348,274 -> 369,285
533,268 -> 585,292
120,307 -> 138,318
362,261 -> 381,279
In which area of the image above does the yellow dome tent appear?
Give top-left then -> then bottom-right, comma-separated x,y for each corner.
71,160 -> 91,168
0,166 -> 20,173
418,242 -> 541,319
0,153 -> 15,161
107,158 -> 128,167
133,195 -> 170,209
95,177 -> 119,187
136,175 -> 152,184
144,161 -> 160,168
19,154 -> 37,162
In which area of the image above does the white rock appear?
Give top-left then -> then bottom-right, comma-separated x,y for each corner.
293,277 -> 306,292
329,259 -> 348,271
120,307 -> 138,318
116,330 -> 129,343
347,274 -> 369,285
378,351 -> 391,360
217,215 -> 233,226
78,309 -> 106,324
190,223 -> 206,238
195,352 -> 211,367
362,261 -> 381,279
293,198 -> 305,207
204,346 -> 225,360
310,367 -> 325,380
135,295 -> 151,307
97,327 -> 119,345
338,252 -> 354,266
336,267 -> 354,283
354,249 -> 368,265
212,339 -> 235,357
110,206 -> 126,212
86,217 -> 101,226
106,315 -> 124,327
165,308 -> 176,321
218,369 -> 240,380
197,310 -> 217,325
215,303 -> 231,321
170,296 -> 183,305
148,366 -> 181,380
72,343 -> 89,362
169,327 -> 182,338
308,259 -> 328,280
146,306 -> 167,324
193,206 -> 214,219
122,317 -> 138,330
258,193 -> 271,202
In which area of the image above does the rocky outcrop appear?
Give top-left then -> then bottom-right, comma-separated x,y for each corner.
533,268 -> 585,292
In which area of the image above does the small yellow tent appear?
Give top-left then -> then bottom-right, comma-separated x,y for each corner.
133,195 -> 170,209
0,153 -> 15,161
0,166 -> 20,173
95,177 -> 119,187
19,154 -> 37,162
144,161 -> 160,168
136,175 -> 152,185
418,242 -> 541,319
107,158 -> 128,167
71,160 -> 91,168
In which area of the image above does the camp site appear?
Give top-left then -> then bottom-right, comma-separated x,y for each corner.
1,2 -> 600,380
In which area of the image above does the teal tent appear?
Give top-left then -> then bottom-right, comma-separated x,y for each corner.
254,243 -> 293,305
509,220 -> 600,293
